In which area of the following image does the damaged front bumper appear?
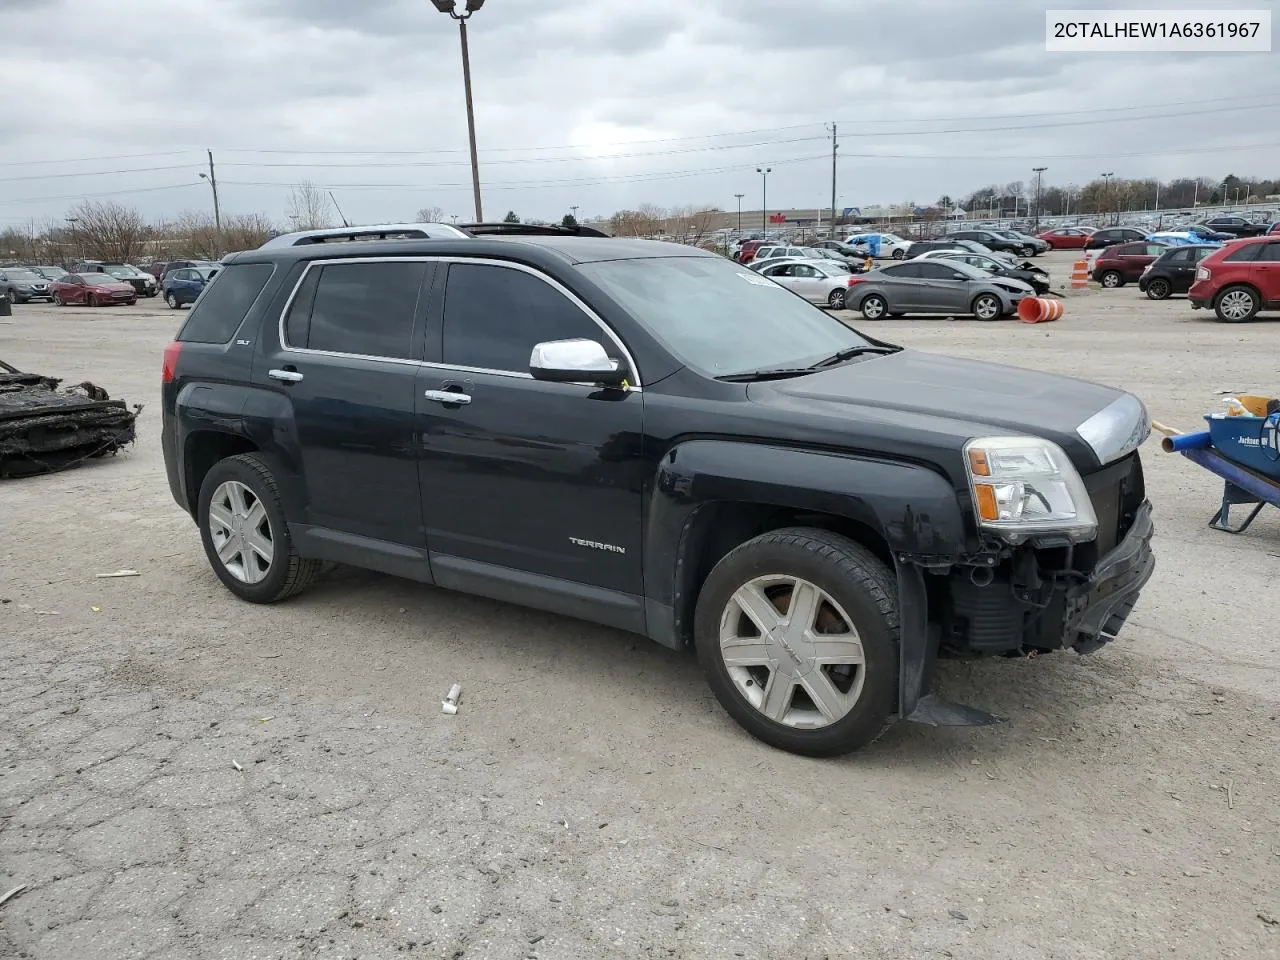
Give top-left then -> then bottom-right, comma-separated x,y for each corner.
1064,499 -> 1155,653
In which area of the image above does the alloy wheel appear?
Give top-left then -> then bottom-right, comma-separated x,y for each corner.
718,575 -> 866,729
207,480 -> 274,584
1146,279 -> 1170,300
974,295 -> 1000,320
1218,290 -> 1255,321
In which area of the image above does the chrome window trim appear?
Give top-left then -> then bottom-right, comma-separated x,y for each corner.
275,254 -> 642,387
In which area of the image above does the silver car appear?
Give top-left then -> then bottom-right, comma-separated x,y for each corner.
848,258 -> 1033,321
756,258 -> 855,309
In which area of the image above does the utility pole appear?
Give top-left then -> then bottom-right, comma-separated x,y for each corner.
203,150 -> 221,233
431,1 -> 486,221
756,167 -> 771,236
1032,166 -> 1047,230
733,193 -> 744,233
828,122 -> 838,234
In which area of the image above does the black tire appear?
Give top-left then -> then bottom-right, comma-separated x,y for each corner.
826,288 -> 846,310
693,527 -> 899,757
971,293 -> 1002,321
1099,270 -> 1123,289
165,291 -> 180,310
1021,245 -> 1035,258
1145,278 -> 1171,301
860,293 -> 888,320
197,453 -> 324,603
1214,285 -> 1260,323
52,292 -> 63,306
890,248 -> 905,260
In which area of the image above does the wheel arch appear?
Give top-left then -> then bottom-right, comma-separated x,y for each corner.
183,429 -> 259,519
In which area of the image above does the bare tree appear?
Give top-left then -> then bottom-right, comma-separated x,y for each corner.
66,200 -> 150,262
667,205 -> 719,245
286,180 -> 334,231
169,211 -> 222,259
415,205 -> 445,223
221,213 -> 278,252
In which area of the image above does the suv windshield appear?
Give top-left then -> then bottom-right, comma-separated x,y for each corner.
580,256 -> 872,378
5,269 -> 40,282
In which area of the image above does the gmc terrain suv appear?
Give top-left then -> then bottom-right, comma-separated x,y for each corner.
161,224 -> 1155,756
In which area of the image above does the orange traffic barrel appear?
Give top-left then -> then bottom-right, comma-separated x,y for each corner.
1070,259 -> 1088,289
1017,297 -> 1064,323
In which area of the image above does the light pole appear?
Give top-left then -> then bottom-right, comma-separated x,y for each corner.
1100,171 -> 1114,221
430,0 -> 485,222
64,217 -> 80,262
1032,166 -> 1047,230
198,149 -> 221,234
756,167 -> 771,237
570,205 -> 579,224
733,193 -> 744,233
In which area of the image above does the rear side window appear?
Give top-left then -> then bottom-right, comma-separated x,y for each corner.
880,263 -> 922,278
295,261 -> 428,359
1224,244 -> 1262,263
1256,243 -> 1280,262
178,263 -> 275,344
442,263 -> 603,372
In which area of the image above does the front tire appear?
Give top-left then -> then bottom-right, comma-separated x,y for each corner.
1145,278 -> 1171,301
860,293 -> 888,320
693,528 -> 899,757
1099,270 -> 1123,288
1214,285 -> 1260,323
972,293 -> 1002,321
1021,245 -> 1036,258
826,288 -> 846,310
197,453 -> 324,603
52,292 -> 64,306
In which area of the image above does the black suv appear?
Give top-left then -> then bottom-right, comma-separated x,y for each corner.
942,230 -> 1027,256
161,227 -> 1155,756
1196,216 -> 1267,239
1137,244 -> 1217,300
1083,227 -> 1147,250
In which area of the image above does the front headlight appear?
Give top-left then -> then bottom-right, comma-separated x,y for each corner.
964,436 -> 1097,544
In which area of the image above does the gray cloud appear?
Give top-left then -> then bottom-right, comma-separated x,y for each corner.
0,0 -> 1277,228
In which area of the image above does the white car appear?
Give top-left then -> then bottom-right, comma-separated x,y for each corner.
755,258 -> 857,309
844,232 -> 913,259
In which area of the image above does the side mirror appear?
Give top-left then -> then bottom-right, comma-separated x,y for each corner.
951,273 -> 968,281
530,338 -> 627,387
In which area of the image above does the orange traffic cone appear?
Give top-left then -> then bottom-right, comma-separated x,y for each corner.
1070,260 -> 1088,289
1018,297 -> 1064,323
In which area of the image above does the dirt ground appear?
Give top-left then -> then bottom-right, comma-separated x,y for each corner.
2,249 -> 1278,960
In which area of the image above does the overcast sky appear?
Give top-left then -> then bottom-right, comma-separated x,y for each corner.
1,0 -> 1277,228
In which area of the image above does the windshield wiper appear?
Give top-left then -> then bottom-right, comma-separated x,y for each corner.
716,367 -> 817,382
811,345 -> 899,367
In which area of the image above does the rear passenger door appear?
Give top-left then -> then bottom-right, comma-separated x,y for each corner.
1254,241 -> 1280,304
878,262 -> 926,309
416,259 -> 646,625
258,258 -> 434,551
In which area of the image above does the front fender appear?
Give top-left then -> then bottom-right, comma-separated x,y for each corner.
643,439 -> 967,649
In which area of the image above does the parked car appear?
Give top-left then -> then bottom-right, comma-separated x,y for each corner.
72,261 -> 159,297
1083,227 -> 1148,251
847,258 -> 1033,320
812,240 -> 869,261
990,230 -> 1050,256
845,232 -> 912,259
735,240 -> 768,264
1037,227 -> 1093,250
1187,235 -> 1280,322
756,259 -> 860,309
0,267 -> 54,303
49,273 -> 138,306
1268,222 -> 1280,236
941,230 -> 1029,257
748,245 -> 808,270
906,239 -> 1011,263
915,249 -> 1051,295
798,247 -> 864,271
1091,242 -> 1170,288
1195,216 -> 1268,239
162,266 -> 220,308
156,259 -> 219,282
1186,225 -> 1234,243
26,265 -> 69,283
160,230 -> 1154,756
1137,244 -> 1218,300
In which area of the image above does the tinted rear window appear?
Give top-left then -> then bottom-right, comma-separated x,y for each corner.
1224,243 -> 1262,263
178,263 -> 275,344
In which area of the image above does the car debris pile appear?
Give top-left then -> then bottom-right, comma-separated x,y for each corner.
0,359 -> 138,478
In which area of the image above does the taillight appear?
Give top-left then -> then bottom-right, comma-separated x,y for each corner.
847,276 -> 867,287
1195,266 -> 1210,282
162,341 -> 182,383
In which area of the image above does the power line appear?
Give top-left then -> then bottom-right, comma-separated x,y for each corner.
0,183 -> 200,206
0,165 -> 194,185
0,150 -> 195,168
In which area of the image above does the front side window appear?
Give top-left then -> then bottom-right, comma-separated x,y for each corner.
301,261 -> 427,359
442,263 -> 604,373
579,256 -> 872,379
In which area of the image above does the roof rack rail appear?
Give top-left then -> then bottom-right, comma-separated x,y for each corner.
258,222 -> 471,248
459,222 -> 611,238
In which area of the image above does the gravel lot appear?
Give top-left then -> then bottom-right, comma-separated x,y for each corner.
2,249 -> 1279,960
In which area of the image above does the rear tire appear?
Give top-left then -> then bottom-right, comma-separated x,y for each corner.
860,294 -> 888,320
165,291 -> 180,309
1214,285 -> 1260,323
693,527 -> 900,757
1099,270 -> 1123,288
1021,245 -> 1036,258
1145,278 -> 1171,301
197,453 -> 324,604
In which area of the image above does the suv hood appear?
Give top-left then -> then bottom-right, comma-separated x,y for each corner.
747,349 -> 1144,473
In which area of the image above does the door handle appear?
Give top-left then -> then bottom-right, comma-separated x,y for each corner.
423,389 -> 471,406
268,368 -> 304,383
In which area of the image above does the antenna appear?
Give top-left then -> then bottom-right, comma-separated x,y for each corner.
329,191 -> 351,228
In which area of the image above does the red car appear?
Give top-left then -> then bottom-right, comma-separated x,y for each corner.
1268,222 -> 1280,236
1092,241 -> 1168,288
736,240 -> 768,264
50,273 -> 138,307
1036,227 -> 1093,249
1187,235 -> 1280,322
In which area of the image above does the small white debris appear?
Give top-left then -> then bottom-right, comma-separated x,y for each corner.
231,760 -> 243,772
442,682 -> 462,714
95,569 -> 140,579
